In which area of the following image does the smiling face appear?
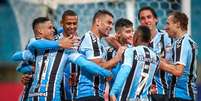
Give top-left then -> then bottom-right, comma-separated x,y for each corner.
37,20 -> 55,40
97,14 -> 113,37
116,26 -> 133,45
164,15 -> 177,38
139,9 -> 158,31
61,15 -> 78,36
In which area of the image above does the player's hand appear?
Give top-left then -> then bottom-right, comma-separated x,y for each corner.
150,84 -> 157,94
20,74 -> 32,85
110,96 -> 117,101
106,36 -> 121,49
59,35 -> 74,49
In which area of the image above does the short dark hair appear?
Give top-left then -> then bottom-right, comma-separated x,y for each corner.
92,9 -> 113,23
138,6 -> 157,20
115,18 -> 133,32
135,25 -> 151,43
32,17 -> 50,30
170,11 -> 188,31
62,10 -> 77,19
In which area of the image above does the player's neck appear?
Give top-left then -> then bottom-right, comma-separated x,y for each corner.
63,32 -> 76,37
151,28 -> 157,40
91,26 -> 101,39
140,42 -> 149,47
176,29 -> 187,39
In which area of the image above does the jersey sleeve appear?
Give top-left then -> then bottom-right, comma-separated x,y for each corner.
68,53 -> 112,78
110,48 -> 133,96
16,61 -> 33,74
110,64 -> 131,96
27,39 -> 60,51
12,50 -> 34,62
175,40 -> 189,66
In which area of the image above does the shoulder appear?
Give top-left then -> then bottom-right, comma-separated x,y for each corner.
183,34 -> 198,47
158,29 -> 170,38
80,31 -> 92,42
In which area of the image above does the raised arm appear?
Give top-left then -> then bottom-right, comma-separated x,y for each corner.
27,35 -> 78,50
110,64 -> 131,100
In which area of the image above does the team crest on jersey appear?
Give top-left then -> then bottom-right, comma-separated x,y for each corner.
108,48 -> 114,52
176,39 -> 182,48
176,44 -> 181,48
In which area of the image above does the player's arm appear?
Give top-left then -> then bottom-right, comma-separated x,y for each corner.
68,53 -> 113,78
110,48 -> 133,98
110,64 -> 131,99
27,35 -> 78,50
16,61 -> 34,74
11,50 -> 34,61
105,36 -> 121,49
90,46 -> 126,70
20,74 -> 33,85
159,58 -> 184,77
160,39 -> 189,77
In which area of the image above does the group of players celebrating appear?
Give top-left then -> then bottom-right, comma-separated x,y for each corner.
12,6 -> 197,101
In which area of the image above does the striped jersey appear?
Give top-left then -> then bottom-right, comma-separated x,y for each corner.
25,38 -> 82,101
106,45 -> 132,88
149,29 -> 173,95
77,31 -> 107,99
110,45 -> 160,101
55,33 -> 79,100
106,47 -> 121,87
170,33 -> 197,100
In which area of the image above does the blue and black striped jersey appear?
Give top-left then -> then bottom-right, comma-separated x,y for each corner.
149,29 -> 173,95
77,31 -> 107,99
170,33 -> 197,100
110,45 -> 160,101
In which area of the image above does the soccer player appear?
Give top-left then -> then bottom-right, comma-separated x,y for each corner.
106,18 -> 134,86
104,18 -> 134,100
138,6 -> 173,101
11,17 -> 56,101
110,25 -> 160,101
160,11 -> 198,101
76,10 -> 125,101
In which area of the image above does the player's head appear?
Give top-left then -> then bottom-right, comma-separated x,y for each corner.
133,25 -> 151,46
92,9 -> 113,37
60,10 -> 78,36
32,17 -> 55,40
138,6 -> 158,31
115,18 -> 134,45
165,11 -> 188,38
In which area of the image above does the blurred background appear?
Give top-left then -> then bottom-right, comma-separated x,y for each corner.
0,0 -> 200,100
